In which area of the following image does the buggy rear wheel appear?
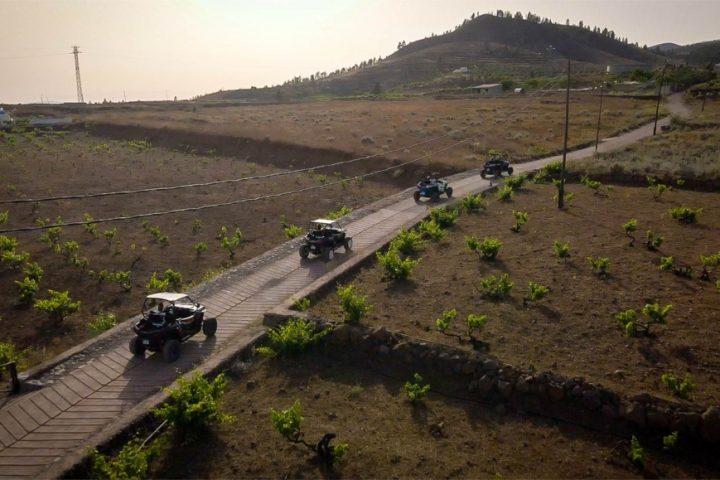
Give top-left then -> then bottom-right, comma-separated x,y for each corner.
162,339 -> 181,363
445,187 -> 453,198
344,238 -> 353,251
507,167 -> 514,175
480,171 -> 487,179
323,247 -> 334,261
202,317 -> 217,337
431,191 -> 440,202
129,337 -> 146,357
299,245 -> 310,258
413,191 -> 421,202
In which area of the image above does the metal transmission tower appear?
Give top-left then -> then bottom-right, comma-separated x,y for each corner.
72,46 -> 85,103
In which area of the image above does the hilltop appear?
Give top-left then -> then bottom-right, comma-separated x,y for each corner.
202,13 -> 662,101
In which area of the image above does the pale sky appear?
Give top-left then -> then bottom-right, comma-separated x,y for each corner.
1,0 -> 718,104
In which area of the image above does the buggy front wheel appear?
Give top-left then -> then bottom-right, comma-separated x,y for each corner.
344,238 -> 353,251
299,245 -> 310,258
413,191 -> 421,202
507,167 -> 514,175
323,247 -> 334,261
202,317 -> 217,337
445,187 -> 453,198
129,337 -> 146,357
163,339 -> 181,363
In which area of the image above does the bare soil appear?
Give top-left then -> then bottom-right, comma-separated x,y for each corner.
311,182 -> 720,406
75,93 -> 660,172
0,132 -> 395,364
148,354 -> 715,479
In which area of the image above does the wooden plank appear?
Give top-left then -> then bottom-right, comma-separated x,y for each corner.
58,377 -> 92,398
79,364 -> 113,385
7,405 -> 39,433
56,411 -> 117,419
23,433 -> 87,441
11,439 -> 78,449
41,388 -> 72,410
70,370 -> 103,390
43,382 -> 82,404
0,456 -> 57,466
0,448 -> 64,457
87,360 -> 120,380
29,394 -> 62,418
0,423 -> 15,447
0,464 -> 45,476
68,405 -> 123,413
0,413 -> 27,440
45,418 -> 108,426
35,424 -> 98,434
17,401 -> 50,425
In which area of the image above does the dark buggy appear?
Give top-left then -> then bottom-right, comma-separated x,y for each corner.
129,293 -> 217,362
299,219 -> 352,261
480,154 -> 514,179
413,175 -> 453,202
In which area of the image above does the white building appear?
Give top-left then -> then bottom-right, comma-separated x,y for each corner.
470,83 -> 503,96
453,67 -> 469,74
0,107 -> 14,130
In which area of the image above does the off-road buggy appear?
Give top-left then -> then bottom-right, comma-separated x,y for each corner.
480,154 -> 514,179
299,219 -> 352,261
129,293 -> 217,362
413,175 -> 453,202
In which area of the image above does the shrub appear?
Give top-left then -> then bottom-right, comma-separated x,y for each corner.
699,252 -> 720,280
326,206 -> 352,220
34,290 -> 80,323
661,373 -> 694,400
435,308 -> 457,334
510,210 -> 528,233
615,309 -> 639,337
191,219 -> 202,235
22,261 -> 43,282
389,229 -> 423,255
82,213 -> 99,239
256,318 -> 328,357
90,439 -> 153,480
630,435 -> 644,467
429,207 -> 458,228
466,236 -> 502,260
270,400 -> 348,466
552,241 -> 571,262
219,228 -> 243,259
193,242 -> 207,257
103,227 -> 118,247
0,342 -> 25,368
645,230 -> 663,251
154,373 -> 232,438
337,284 -> 371,324
580,175 -> 602,192
0,210 -> 7,225
663,431 -> 679,451
505,174 -> 526,191
61,240 -> 79,262
669,206 -> 701,224
15,277 -> 39,305
88,312 -> 117,334
146,269 -> 183,292
616,303 -> 671,337
649,183 -> 669,200
659,256 -> 674,271
526,281 -> 549,305
496,185 -> 513,201
404,373 -> 430,404
587,256 -> 610,276
0,235 -> 18,253
291,297 -> 311,311
1,250 -> 29,270
460,193 -> 487,213
479,273 -> 514,300
642,302 -> 672,327
623,219 -> 637,247
39,226 -> 62,251
417,219 -> 445,241
283,224 -> 303,239
146,225 -> 168,247
466,313 -> 488,338
376,248 -> 418,280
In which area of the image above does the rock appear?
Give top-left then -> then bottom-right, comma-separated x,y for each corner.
601,404 -> 619,420
612,369 -> 627,378
368,326 -> 391,344
378,345 -> 390,355
246,380 -> 257,390
700,406 -> 720,443
646,408 -> 671,429
462,361 -> 477,375
623,402 -> 646,427
476,375 -> 494,395
547,383 -> 564,401
571,385 -> 584,398
582,389 -> 602,410
516,375 -> 532,394
429,421 -> 445,438
482,359 -> 499,371
671,411 -> 701,432
497,380 -> 513,399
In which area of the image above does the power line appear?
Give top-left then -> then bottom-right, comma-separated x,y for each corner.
0,75 -> 565,206
0,76 -> 564,234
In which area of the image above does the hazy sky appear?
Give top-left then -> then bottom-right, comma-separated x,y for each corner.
1,0 -> 718,104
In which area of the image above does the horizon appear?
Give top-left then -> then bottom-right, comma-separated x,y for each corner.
1,0 -> 719,104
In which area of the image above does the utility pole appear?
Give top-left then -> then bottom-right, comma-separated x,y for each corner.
653,62 -> 668,136
72,46 -> 85,104
594,83 -> 604,152
701,93 -> 706,112
558,59 -> 571,210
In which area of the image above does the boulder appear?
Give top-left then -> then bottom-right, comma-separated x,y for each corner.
623,402 -> 646,427
516,375 -> 532,394
497,380 -> 513,399
646,408 -> 671,430
700,406 -> 720,443
482,359 -> 499,371
582,389 -> 602,411
475,374 -> 495,395
671,411 -> 701,433
547,383 -> 565,401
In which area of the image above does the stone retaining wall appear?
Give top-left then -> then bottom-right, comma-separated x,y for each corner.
310,320 -> 720,447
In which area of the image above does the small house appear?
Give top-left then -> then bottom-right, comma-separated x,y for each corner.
0,107 -> 14,130
470,83 -> 502,96
514,87 -> 525,94
453,67 -> 469,74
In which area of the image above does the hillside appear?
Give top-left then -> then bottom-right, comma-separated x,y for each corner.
203,13 -> 662,100
668,40 -> 720,65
